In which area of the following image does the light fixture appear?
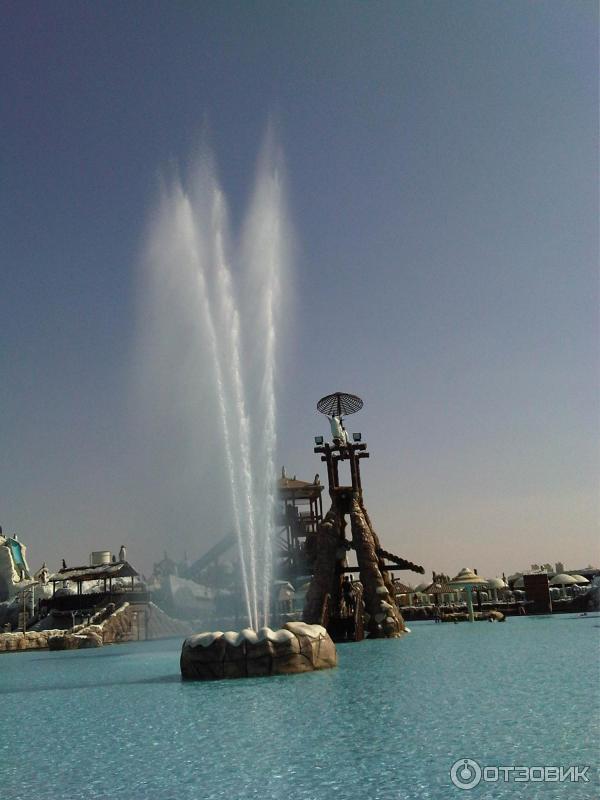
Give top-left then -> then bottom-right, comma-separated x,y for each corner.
352,432 -> 362,442
314,435 -> 324,445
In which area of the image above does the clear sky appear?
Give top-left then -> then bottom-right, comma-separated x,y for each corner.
1,1 -> 598,581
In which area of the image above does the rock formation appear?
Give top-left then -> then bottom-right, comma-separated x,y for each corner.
349,499 -> 405,638
303,496 -> 406,639
303,508 -> 344,625
180,621 -> 337,681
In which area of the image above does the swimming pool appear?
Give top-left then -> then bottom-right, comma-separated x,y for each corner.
1,614 -> 597,799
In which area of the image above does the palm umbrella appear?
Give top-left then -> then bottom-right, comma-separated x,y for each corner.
448,568 -> 488,622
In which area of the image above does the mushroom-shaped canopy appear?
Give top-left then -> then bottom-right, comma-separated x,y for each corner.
449,568 -> 488,587
569,574 -> 590,585
550,573 -> 578,586
486,577 -> 508,589
425,581 -> 461,595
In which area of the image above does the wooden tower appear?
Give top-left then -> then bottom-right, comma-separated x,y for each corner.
302,392 -> 424,640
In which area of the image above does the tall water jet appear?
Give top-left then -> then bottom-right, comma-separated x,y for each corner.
137,141 -> 290,630
241,145 -> 285,627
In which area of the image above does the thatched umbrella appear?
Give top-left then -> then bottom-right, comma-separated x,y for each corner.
448,568 -> 488,622
425,580 -> 462,606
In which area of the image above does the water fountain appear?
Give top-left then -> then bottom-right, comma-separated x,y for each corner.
139,143 -> 337,679
140,145 -> 286,630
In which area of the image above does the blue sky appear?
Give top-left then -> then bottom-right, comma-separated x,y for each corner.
1,1 -> 597,579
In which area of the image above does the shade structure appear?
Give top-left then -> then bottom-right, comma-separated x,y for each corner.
549,573 -> 578,586
316,392 -> 363,417
424,581 -> 462,604
448,568 -> 488,622
568,574 -> 590,585
448,568 -> 488,587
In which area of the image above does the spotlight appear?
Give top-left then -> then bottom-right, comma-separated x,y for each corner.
314,436 -> 324,445
352,432 -> 362,442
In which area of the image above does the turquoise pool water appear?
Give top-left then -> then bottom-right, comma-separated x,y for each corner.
1,615 -> 598,799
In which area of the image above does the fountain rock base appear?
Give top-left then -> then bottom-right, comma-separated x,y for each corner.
180,621 -> 337,680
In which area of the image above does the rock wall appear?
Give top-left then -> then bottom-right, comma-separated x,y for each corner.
0,630 -> 64,652
41,605 -> 133,650
0,600 -> 198,654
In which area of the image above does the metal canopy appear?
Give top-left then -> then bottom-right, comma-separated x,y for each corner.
317,391 -> 363,418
